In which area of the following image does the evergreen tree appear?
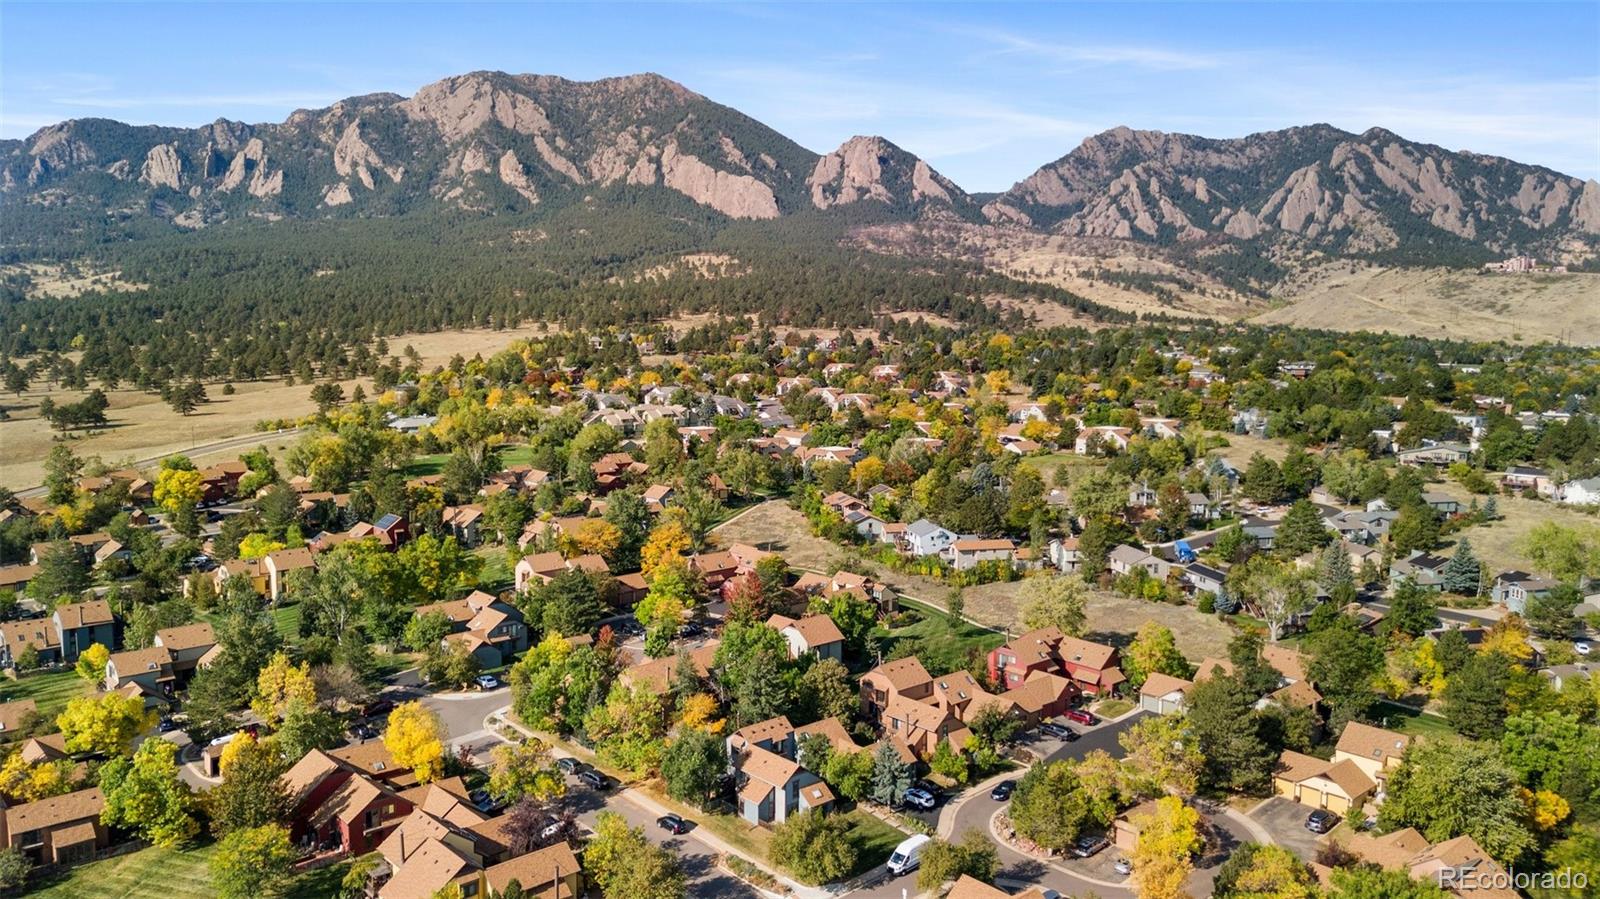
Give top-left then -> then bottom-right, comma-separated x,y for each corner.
869,740 -> 912,808
1276,500 -> 1332,558
1440,538 -> 1482,595
1384,579 -> 1438,639
1187,675 -> 1276,794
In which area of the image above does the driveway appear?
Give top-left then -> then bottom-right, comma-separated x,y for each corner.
1248,797 -> 1326,863
1039,710 -> 1150,764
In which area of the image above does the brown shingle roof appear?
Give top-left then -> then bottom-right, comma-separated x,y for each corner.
865,657 -> 933,693
483,842 -> 582,895
1140,672 -> 1194,699
1334,721 -> 1411,766
0,699 -> 38,735
4,786 -> 104,834
154,621 -> 216,651
54,599 -> 113,630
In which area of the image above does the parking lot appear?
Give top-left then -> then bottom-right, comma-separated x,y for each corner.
1037,709 -> 1151,764
1248,797 -> 1329,862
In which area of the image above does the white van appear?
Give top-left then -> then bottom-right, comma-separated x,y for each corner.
887,834 -> 931,876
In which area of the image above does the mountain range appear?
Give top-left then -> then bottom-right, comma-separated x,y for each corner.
4,69 -> 1599,266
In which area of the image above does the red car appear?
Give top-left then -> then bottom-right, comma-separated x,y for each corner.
1064,709 -> 1098,726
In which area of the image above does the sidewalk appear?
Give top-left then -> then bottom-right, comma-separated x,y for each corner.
494,707 -> 834,899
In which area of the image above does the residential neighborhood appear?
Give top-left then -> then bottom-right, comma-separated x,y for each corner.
1,322 -> 1598,899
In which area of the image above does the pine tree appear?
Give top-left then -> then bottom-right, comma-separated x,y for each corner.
1318,543 -> 1355,599
1483,496 -> 1499,521
1440,537 -> 1481,595
869,741 -> 911,808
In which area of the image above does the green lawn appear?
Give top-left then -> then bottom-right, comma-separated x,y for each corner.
272,602 -> 303,640
1376,700 -> 1457,738
403,443 -> 535,479
27,844 -> 352,898
0,668 -> 89,723
841,808 -> 910,876
876,599 -> 1005,676
476,548 -> 515,592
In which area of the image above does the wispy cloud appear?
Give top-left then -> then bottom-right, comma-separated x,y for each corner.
961,27 -> 1225,71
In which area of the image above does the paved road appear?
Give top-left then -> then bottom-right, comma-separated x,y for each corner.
563,776 -> 762,899
1363,599 -> 1499,627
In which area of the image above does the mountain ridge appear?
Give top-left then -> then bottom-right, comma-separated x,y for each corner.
4,69 -> 1598,266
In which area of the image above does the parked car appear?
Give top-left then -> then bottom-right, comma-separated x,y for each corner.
1576,641 -> 1592,656
678,622 -> 705,638
362,698 -> 395,718
903,787 -> 937,810
1039,721 -> 1077,741
540,817 -> 565,840
469,789 -> 504,813
475,673 -> 502,690
157,716 -> 177,733
1114,858 -> 1133,876
557,757 -> 584,775
1306,810 -> 1338,834
657,814 -> 690,834
1064,709 -> 1098,726
1072,835 -> 1109,858
990,780 -> 1016,801
348,721 -> 378,740
579,769 -> 611,791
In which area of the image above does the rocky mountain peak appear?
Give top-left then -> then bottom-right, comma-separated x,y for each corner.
807,135 -> 974,219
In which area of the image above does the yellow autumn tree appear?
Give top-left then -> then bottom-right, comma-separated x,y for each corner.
237,533 -> 287,562
0,751 -> 74,802
153,467 -> 203,518
218,731 -> 260,775
573,519 -> 623,560
677,693 -> 725,734
253,652 -> 318,726
74,642 -> 110,685
1481,615 -> 1534,663
56,693 -> 154,756
384,701 -> 446,783
1521,787 -> 1571,832
640,520 -> 691,579
1131,796 -> 1203,899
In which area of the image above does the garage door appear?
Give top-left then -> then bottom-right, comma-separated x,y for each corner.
1325,793 -> 1350,815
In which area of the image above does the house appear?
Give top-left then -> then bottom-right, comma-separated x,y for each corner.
1047,536 -> 1082,572
1138,672 -> 1194,715
1273,750 -> 1375,815
881,693 -> 969,761
414,591 -> 529,667
283,748 -> 415,858
946,875 -> 1051,899
263,546 -> 317,601
1107,544 -> 1171,580
1075,426 -> 1133,455
1008,669 -> 1078,723
988,627 -> 1125,696
619,641 -> 720,694
1,618 -> 62,669
843,508 -> 888,541
152,622 -> 217,681
1490,570 -> 1557,615
1182,563 -> 1227,597
1390,551 -> 1451,592
1420,491 -> 1462,515
439,505 -> 485,547
946,538 -> 1017,571
1396,442 -> 1471,467
642,483 -> 676,513
766,614 -> 845,661
1344,830 -> 1517,899
726,716 -> 836,824
104,646 -> 175,695
860,657 -> 934,721
1332,722 -> 1410,793
0,564 -> 39,596
1559,477 -> 1600,507
514,552 -> 570,592
0,699 -> 39,740
49,599 -> 114,664
1502,465 -> 1554,495
4,786 -> 108,866
902,519 -> 957,557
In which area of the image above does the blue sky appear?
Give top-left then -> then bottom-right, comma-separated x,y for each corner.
3,2 -> 1597,190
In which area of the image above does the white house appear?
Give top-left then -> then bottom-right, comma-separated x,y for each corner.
946,538 -> 1017,571
903,519 -> 957,557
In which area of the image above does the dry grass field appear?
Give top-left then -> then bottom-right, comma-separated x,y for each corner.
0,323 -> 563,490
1255,265 -> 1600,346
1432,479 -> 1600,576
2,261 -> 148,298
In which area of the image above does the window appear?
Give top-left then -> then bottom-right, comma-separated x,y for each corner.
365,809 -> 381,831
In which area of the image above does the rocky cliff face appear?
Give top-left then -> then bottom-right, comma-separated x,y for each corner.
985,124 -> 1600,260
807,135 -> 977,220
3,74 -> 1596,265
1,70 -> 816,227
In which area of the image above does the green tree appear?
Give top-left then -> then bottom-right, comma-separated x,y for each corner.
869,739 -> 912,808
1187,676 -> 1275,795
1009,760 -> 1109,852
1305,615 -> 1384,731
537,569 -> 607,639
99,739 -> 199,848
1325,867 -> 1450,898
43,445 -> 83,505
1122,622 -> 1192,690
1440,537 -> 1482,595
209,824 -> 295,899
274,699 -> 345,760
1018,574 -> 1089,635
0,847 -> 32,892
584,811 -> 686,899
1275,500 -> 1331,558
917,830 -> 999,892
1527,583 -> 1581,639
1211,842 -> 1316,899
487,739 -> 565,805
1389,504 -> 1441,555
26,541 -> 90,605
1378,737 -> 1536,865
1228,631 -> 1284,697
661,728 -> 725,809
1520,522 -> 1600,585
1443,651 -> 1512,739
770,810 -> 858,885
1242,453 -> 1284,504
797,658 -> 857,725
1383,578 -> 1439,639
823,746 -> 875,801
207,734 -> 289,835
